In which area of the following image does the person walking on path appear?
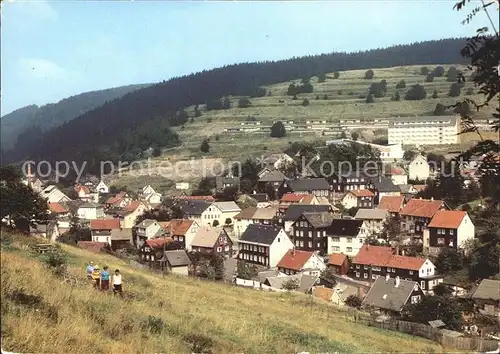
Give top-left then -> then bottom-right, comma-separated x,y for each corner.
86,262 -> 94,281
92,265 -> 101,289
112,269 -> 123,297
100,266 -> 110,292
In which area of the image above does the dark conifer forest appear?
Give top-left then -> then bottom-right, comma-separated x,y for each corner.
2,38 -> 468,175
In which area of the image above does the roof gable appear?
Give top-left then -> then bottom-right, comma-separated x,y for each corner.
354,208 -> 388,220
328,219 -> 363,237
90,218 -> 121,230
302,212 -> 335,228
328,253 -> 347,266
283,204 -> 331,221
191,227 -> 227,248
354,245 -> 428,271
400,198 -> 444,218
428,210 -> 467,229
277,250 -> 315,271
362,276 -> 419,312
379,196 -> 405,213
240,224 -> 283,245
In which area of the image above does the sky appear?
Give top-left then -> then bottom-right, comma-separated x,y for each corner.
0,0 -> 492,116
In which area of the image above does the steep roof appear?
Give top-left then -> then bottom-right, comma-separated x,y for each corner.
110,228 -> 132,241
400,198 -> 444,218
233,207 -> 257,220
239,224 -> 283,245
145,237 -> 173,249
280,193 -> 305,203
124,200 -> 143,213
135,219 -> 158,229
362,276 -> 419,312
90,218 -> 121,230
253,207 -> 278,220
264,273 -> 319,293
277,250 -> 316,271
285,178 -> 330,192
163,250 -> 191,267
75,185 -> 90,194
428,210 -> 468,229
349,189 -> 375,198
328,219 -> 363,237
379,196 -> 405,213
48,202 -> 69,214
191,227 -> 225,248
214,201 -> 241,212
354,208 -> 388,220
79,202 -> 102,209
283,204 -> 331,222
386,255 -> 426,271
105,191 -> 127,205
313,287 -> 335,302
175,200 -> 212,215
328,253 -> 347,266
353,245 -> 427,271
77,241 -> 106,253
258,169 -> 287,182
302,212 -> 335,228
370,177 -> 400,193
472,279 -> 500,301
169,219 -> 195,236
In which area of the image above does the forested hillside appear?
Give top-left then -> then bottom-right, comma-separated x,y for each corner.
3,38 -> 468,174
0,84 -> 150,151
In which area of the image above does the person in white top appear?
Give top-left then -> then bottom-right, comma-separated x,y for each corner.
112,269 -> 123,296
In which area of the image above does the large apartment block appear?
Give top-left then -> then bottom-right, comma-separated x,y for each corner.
388,115 -> 459,146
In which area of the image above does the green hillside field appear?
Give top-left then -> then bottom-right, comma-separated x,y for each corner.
0,233 -> 445,353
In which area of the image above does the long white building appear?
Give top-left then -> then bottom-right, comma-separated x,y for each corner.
388,115 -> 460,146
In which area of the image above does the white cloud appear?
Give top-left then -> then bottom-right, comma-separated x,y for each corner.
18,58 -> 78,81
4,0 -> 58,22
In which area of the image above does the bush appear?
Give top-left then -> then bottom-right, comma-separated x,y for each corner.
317,73 -> 326,83
432,66 -> 445,77
466,87 -> 474,95
281,278 -> 300,291
300,98 -> 309,107
432,90 -> 438,99
404,84 -> 426,100
425,74 -> 434,82
333,71 -> 340,79
315,95 -> 320,100
446,66 -> 458,82
396,80 -> 406,89
270,121 -> 286,138
433,103 -> 446,116
323,94 -> 328,100
345,295 -> 362,308
200,139 -> 210,153
152,147 -> 162,157
238,97 -> 252,108
448,83 -> 461,97
364,69 -> 374,79
194,109 -> 202,117
212,220 -> 219,227
365,94 -> 374,103
391,91 -> 401,101
207,117 -> 212,123
420,67 -> 429,75
225,218 -> 232,225
141,316 -> 165,334
337,90 -> 342,95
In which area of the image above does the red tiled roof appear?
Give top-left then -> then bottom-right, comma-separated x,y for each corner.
170,219 -> 195,236
276,250 -> 315,271
412,185 -> 427,192
428,210 -> 467,229
391,167 -> 405,176
90,218 -> 121,230
105,191 -> 126,205
400,198 -> 444,218
354,245 -> 427,271
145,237 -> 173,249
298,195 -> 315,204
353,245 -> 394,266
313,287 -> 334,302
328,253 -> 347,266
48,202 -> 69,214
350,189 -> 374,198
75,185 -> 90,194
124,200 -> 142,212
280,193 -> 305,203
379,196 -> 405,213
77,241 -> 106,253
179,195 -> 215,202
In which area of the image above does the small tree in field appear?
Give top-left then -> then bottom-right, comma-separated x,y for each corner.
364,69 -> 374,79
270,121 -> 286,138
345,295 -> 363,308
317,73 -> 327,83
281,278 -> 300,291
434,103 -> 446,116
238,97 -> 252,108
333,71 -> 340,79
420,67 -> 429,75
365,94 -> 374,103
200,139 -> 210,153
225,218 -> 232,225
425,74 -> 435,82
351,132 -> 359,141
212,220 -> 219,227
396,80 -> 406,89
432,90 -> 438,98
448,83 -> 461,97
302,98 -> 310,106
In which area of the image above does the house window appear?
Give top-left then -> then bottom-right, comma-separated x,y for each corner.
308,231 -> 312,238
409,271 -> 413,275
295,230 -> 299,236
411,295 -> 421,304
317,242 -> 321,248
216,247 -> 222,252
347,238 -> 352,243
332,237 -> 340,242
356,265 -> 360,269
449,230 -> 454,235
363,273 -> 368,279
300,241 -> 304,247
332,246 -> 340,252
323,231 -> 326,236
308,241 -> 312,248
300,231 -> 304,237
421,281 -> 425,290
295,240 -> 299,246
356,272 -> 360,278
437,238 -> 445,245
346,247 -> 353,253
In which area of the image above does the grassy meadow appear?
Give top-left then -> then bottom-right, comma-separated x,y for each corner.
0,234 -> 446,353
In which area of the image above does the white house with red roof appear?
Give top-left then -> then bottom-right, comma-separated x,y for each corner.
424,210 -> 475,255
341,189 -> 375,209
390,167 -> 408,185
104,191 -> 132,209
351,244 -> 443,293
378,195 -> 405,216
276,249 -> 326,276
408,154 -> 430,181
400,198 -> 448,236
90,218 -> 121,245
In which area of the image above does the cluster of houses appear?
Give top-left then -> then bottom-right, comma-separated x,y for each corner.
23,151 -> 499,321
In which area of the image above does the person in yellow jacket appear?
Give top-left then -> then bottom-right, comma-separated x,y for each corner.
92,265 -> 101,289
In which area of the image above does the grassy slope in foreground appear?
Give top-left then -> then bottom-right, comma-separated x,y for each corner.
1,241 -> 445,354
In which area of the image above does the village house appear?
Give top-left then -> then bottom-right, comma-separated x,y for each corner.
378,195 -> 405,217
424,210 -> 475,255
400,198 -> 448,237
277,178 -> 330,199
281,204 -> 334,232
408,154 -> 430,182
238,224 -> 294,268
390,167 -> 408,185
351,244 -> 443,292
329,170 -> 370,194
47,202 -> 70,219
134,219 -> 164,247
139,237 -> 174,268
261,153 -> 294,170
362,275 -> 425,315
327,219 -> 365,257
257,169 -> 287,195
263,273 -> 319,293
90,218 -> 121,245
40,185 -> 71,203
312,285 -> 361,307
177,195 -> 216,202
290,211 -> 335,254
354,209 -> 389,238
23,166 -> 45,193
369,176 -> 401,205
77,202 -> 104,220
161,219 -> 200,251
110,228 -> 133,251
276,249 -> 326,276
213,201 -> 241,226
112,201 -> 149,229
175,200 -> 223,227
233,206 -> 277,237
327,253 -> 349,275
471,279 -> 500,319
75,184 -> 92,201
251,193 -> 271,208
95,180 -> 109,194
190,226 -> 233,257
29,222 -> 60,241
161,250 -> 191,276
139,185 -> 162,205
215,176 -> 240,194
104,191 -> 132,209
341,189 -> 375,209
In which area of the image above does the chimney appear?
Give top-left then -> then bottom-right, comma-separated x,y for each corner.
395,276 -> 400,288
385,273 -> 390,283
320,213 -> 325,223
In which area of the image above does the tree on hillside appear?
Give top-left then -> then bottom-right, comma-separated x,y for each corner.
317,73 -> 327,83
435,248 -> 464,273
222,97 -> 231,109
282,278 -> 300,291
323,94 -> 329,100
351,132 -> 359,141
206,98 -> 224,110
396,79 -> 406,89
404,84 -> 426,100
425,74 -> 435,82
333,71 -> 340,79
340,131 -> 347,139
454,101 -> 471,116
420,67 -> 430,75
364,69 -> 374,79
301,98 -> 310,106
434,103 -> 447,116
448,83 -> 461,97
369,81 -> 387,98
152,147 -> 162,157
446,66 -> 459,82
365,94 -> 374,103
432,90 -> 438,98
432,66 -> 445,77
381,214 -> 402,241
194,109 -> 202,117
465,87 -> 474,95
0,166 -> 48,232
200,139 -> 210,153
270,121 -> 286,138
345,295 -> 363,308
192,177 -> 215,196
238,97 -> 252,108
391,91 -> 401,101
236,260 -> 258,280
403,150 -> 417,161
403,294 -> 463,330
